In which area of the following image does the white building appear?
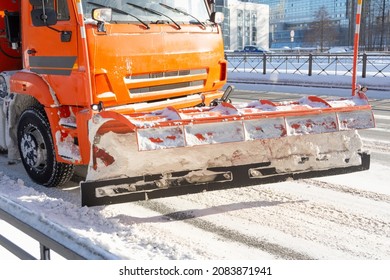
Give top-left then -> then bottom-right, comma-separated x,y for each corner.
216,0 -> 269,51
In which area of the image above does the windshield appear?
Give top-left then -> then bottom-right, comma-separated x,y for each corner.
82,0 -> 210,24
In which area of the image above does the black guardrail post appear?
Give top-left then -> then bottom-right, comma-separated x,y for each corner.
308,53 -> 313,76
0,207 -> 87,260
362,53 -> 367,78
40,244 -> 51,260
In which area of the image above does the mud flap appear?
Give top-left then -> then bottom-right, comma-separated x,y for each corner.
81,152 -> 370,207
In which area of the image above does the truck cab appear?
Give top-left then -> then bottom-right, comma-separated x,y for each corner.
0,0 -> 226,187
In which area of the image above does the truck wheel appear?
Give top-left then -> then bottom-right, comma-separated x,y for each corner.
17,107 -> 74,187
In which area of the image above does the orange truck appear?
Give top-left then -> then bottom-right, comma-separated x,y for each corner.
0,1 -> 374,206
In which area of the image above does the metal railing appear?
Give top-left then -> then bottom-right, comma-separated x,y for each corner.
0,197 -> 116,260
226,52 -> 390,78
0,208 -> 86,260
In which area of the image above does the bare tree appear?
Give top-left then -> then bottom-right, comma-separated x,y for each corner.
358,0 -> 389,51
377,0 -> 388,50
305,6 -> 338,51
347,0 -> 356,47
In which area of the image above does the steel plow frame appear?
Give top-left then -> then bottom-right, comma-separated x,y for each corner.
80,152 -> 370,207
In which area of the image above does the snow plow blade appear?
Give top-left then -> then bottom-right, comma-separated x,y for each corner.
81,92 -> 374,207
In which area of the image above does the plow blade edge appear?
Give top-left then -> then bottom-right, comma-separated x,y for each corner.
81,152 -> 370,206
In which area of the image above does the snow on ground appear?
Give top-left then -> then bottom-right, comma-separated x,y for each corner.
0,73 -> 389,263
1,160 -> 390,260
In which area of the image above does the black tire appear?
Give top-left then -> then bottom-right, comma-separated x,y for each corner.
17,107 -> 74,187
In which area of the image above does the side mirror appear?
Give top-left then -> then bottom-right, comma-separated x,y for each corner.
92,8 -> 112,32
210,12 -> 225,24
210,12 -> 224,24
92,8 -> 112,23
31,8 -> 58,26
4,11 -> 20,45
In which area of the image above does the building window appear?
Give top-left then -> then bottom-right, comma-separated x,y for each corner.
252,27 -> 257,44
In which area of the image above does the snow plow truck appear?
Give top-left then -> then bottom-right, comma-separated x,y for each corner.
0,0 -> 374,206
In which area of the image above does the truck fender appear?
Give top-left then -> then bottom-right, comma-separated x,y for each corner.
9,71 -> 60,107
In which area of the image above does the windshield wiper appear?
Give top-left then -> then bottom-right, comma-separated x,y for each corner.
127,3 -> 181,30
159,3 -> 206,28
87,1 -> 150,29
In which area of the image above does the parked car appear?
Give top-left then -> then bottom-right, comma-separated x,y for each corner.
327,47 -> 352,53
235,45 -> 270,53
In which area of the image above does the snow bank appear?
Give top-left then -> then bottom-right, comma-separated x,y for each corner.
0,173 -> 117,259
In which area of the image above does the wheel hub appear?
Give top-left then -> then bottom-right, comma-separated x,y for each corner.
20,127 -> 47,170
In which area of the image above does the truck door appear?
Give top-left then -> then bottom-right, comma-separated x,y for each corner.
22,0 -> 83,105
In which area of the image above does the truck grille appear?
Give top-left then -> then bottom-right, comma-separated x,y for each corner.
124,69 -> 207,95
